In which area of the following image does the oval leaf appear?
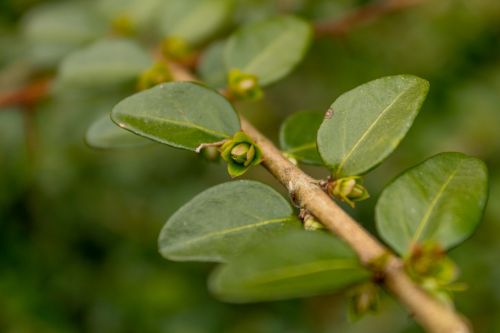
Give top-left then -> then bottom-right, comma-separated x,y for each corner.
58,39 -> 152,86
158,180 -> 301,262
86,114 -> 151,149
375,152 -> 488,255
209,230 -> 369,302
224,16 -> 312,86
159,0 -> 233,45
317,75 -> 429,177
111,82 -> 240,151
279,111 -> 323,165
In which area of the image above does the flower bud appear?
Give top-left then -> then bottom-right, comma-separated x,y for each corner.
137,62 -> 172,91
161,36 -> 192,61
348,283 -> 380,321
220,132 -> 263,177
111,14 -> 135,36
228,69 -> 263,101
327,176 -> 369,207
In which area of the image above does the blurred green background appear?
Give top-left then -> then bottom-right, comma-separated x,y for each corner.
1,0 -> 499,332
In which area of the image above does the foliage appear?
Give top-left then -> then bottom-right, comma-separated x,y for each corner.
1,0 -> 500,332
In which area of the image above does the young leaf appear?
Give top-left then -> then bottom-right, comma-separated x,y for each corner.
224,16 -> 312,86
317,75 -> 429,177
279,111 -> 323,165
58,39 -> 152,86
158,180 -> 302,262
375,152 -> 488,255
198,40 -> 228,89
159,0 -> 233,46
111,82 -> 240,151
86,114 -> 151,149
209,230 -> 370,302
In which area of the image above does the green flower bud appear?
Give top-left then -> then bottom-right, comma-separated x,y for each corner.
327,176 -> 369,208
406,241 -> 463,305
228,69 -> 263,101
111,14 -> 135,36
137,62 -> 172,91
348,282 -> 381,321
161,36 -> 192,61
221,131 -> 263,178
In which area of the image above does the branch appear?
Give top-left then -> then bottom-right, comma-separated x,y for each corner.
314,0 -> 426,37
167,63 -> 471,333
0,77 -> 51,109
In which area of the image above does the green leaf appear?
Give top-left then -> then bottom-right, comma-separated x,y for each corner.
375,152 -> 489,255
111,82 -> 240,151
158,180 -> 302,262
209,230 -> 369,302
159,0 -> 233,46
279,111 -> 323,165
224,16 -> 312,86
22,2 -> 105,67
98,0 -> 164,31
317,75 -> 429,177
58,38 -> 152,86
85,114 -> 151,149
198,40 -> 227,89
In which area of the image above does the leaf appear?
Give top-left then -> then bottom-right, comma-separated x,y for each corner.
198,40 -> 227,89
58,39 -> 152,86
224,16 -> 312,86
209,230 -> 370,302
375,152 -> 489,255
158,180 -> 302,262
85,114 -> 151,149
111,82 -> 240,151
22,2 -> 105,67
98,0 -> 164,31
159,0 -> 233,45
317,75 -> 429,177
279,111 -> 323,165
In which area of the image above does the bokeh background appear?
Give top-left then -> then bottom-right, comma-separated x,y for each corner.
1,0 -> 499,332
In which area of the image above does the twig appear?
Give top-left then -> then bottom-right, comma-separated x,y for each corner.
167,63 -> 471,333
314,0 -> 426,37
0,77 -> 51,109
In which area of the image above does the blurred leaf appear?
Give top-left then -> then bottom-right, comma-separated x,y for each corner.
111,82 -> 240,151
159,180 -> 301,262
58,38 -> 152,86
98,0 -> 164,31
85,114 -> 152,149
209,230 -> 369,302
159,0 -> 234,45
317,75 -> 429,177
224,15 -> 312,86
375,152 -> 489,255
22,2 -> 105,67
198,40 -> 227,89
279,111 -> 323,165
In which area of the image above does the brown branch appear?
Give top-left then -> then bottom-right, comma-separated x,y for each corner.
314,0 -> 426,37
0,77 -> 51,109
167,62 -> 471,333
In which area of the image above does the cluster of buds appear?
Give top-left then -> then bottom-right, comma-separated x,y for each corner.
227,69 -> 263,101
406,242 -> 464,306
220,132 -> 263,177
137,62 -> 172,91
326,176 -> 369,208
160,36 -> 193,61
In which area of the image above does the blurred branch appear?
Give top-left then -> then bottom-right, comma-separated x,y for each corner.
167,62 -> 471,333
0,77 -> 51,110
314,0 -> 426,37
